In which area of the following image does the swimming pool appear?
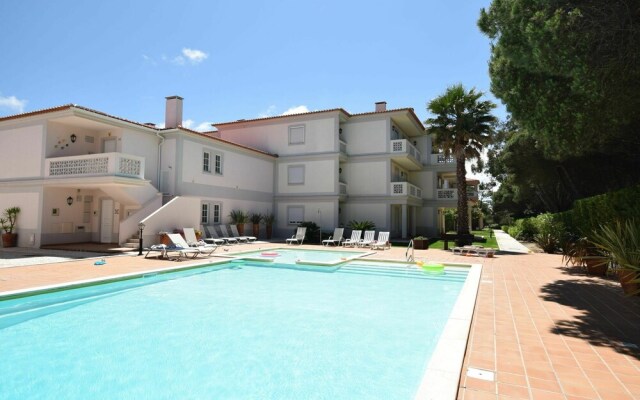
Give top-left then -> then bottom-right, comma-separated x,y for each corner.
228,247 -> 369,266
0,261 -> 475,399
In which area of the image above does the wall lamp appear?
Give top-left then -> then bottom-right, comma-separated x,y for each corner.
70,134 -> 77,143
66,196 -> 74,206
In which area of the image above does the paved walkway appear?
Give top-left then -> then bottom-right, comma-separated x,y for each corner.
1,244 -> 639,399
493,229 -> 531,254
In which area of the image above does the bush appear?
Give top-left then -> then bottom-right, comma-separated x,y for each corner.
532,213 -> 564,253
297,221 -> 321,244
348,220 -> 376,231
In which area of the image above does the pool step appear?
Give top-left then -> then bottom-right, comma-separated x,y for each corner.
337,264 -> 468,282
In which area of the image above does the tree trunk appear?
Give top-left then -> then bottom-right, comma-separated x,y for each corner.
456,151 -> 470,236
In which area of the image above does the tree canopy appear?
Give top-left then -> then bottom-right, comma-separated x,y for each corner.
425,84 -> 497,238
478,0 -> 640,159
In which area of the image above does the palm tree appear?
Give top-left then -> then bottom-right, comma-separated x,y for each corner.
425,84 -> 497,243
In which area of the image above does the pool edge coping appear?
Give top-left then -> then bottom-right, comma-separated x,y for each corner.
414,262 -> 482,400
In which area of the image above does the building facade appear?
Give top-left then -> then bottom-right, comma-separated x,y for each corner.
0,97 -> 473,248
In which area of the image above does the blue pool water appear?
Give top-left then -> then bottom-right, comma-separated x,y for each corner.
0,262 -> 467,399
231,248 -> 368,265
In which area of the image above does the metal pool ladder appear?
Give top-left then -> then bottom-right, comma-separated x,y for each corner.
406,240 -> 414,262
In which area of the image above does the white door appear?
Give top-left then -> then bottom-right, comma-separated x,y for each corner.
103,138 -> 117,153
100,199 -> 114,243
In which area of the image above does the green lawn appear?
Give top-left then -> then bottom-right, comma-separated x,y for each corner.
426,229 -> 499,250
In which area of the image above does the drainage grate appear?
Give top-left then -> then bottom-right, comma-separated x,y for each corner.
467,367 -> 495,381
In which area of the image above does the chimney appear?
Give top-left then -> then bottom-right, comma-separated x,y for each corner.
165,96 -> 183,128
375,101 -> 387,112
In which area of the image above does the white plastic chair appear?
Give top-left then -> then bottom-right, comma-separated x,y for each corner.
286,227 -> 306,245
322,228 -> 344,246
341,230 -> 362,247
369,231 -> 390,250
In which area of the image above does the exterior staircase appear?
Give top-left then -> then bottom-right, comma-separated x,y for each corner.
123,234 -> 142,249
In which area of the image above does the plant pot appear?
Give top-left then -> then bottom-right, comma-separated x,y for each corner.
266,225 -> 273,240
584,257 -> 608,276
236,224 -> 245,236
413,239 -> 429,250
252,224 -> 259,238
618,268 -> 640,296
1,233 -> 17,248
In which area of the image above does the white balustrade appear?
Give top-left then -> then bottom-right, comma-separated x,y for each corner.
430,154 -> 455,164
390,182 -> 422,199
339,182 -> 347,195
390,139 -> 422,163
436,188 -> 478,200
45,152 -> 145,179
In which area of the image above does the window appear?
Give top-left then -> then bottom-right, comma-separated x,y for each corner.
203,151 -> 211,173
287,165 -> 305,185
214,154 -> 222,175
288,125 -> 305,145
201,202 -> 222,224
201,203 -> 209,224
212,203 -> 221,223
287,206 -> 304,225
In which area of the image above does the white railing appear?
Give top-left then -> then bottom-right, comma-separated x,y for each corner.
390,139 -> 422,164
45,152 -> 145,179
339,182 -> 347,195
437,188 -> 479,200
390,182 -> 422,199
430,154 -> 455,164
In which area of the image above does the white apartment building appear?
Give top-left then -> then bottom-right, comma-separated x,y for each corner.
0,97 -> 473,248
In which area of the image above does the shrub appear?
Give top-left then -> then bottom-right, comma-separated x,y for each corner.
348,220 -> 376,231
298,221 -> 321,243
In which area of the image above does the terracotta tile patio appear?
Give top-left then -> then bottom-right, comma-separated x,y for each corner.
1,243 -> 639,399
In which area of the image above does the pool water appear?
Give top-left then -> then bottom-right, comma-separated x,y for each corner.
231,248 -> 368,265
0,262 -> 467,399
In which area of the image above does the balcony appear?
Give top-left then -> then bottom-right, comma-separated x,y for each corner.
390,182 -> 422,199
339,182 -> 347,196
45,152 -> 145,180
436,188 -> 479,200
430,154 -> 455,165
390,139 -> 422,170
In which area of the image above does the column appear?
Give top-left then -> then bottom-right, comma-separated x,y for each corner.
401,204 -> 407,239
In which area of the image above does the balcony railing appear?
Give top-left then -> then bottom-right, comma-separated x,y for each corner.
45,152 -> 145,179
437,188 -> 479,200
390,139 -> 421,164
390,182 -> 422,199
430,154 -> 455,164
339,182 -> 347,195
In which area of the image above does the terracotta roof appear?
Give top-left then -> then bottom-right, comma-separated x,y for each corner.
212,108 -> 347,126
0,103 -> 158,131
212,106 -> 425,130
0,104 -> 275,157
173,127 -> 277,158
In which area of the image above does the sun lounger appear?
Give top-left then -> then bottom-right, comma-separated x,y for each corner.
215,225 -> 239,245
230,224 -> 256,242
202,226 -> 226,245
341,230 -> 362,247
358,230 -> 375,248
322,228 -> 344,246
369,231 -> 390,250
286,227 -> 306,245
183,228 -> 218,255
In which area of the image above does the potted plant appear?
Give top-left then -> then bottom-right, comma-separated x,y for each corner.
249,213 -> 262,239
562,236 -> 608,276
591,219 -> 640,296
0,207 -> 20,248
413,236 -> 429,250
262,213 -> 275,240
229,210 -> 249,236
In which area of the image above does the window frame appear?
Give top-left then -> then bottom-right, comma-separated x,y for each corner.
201,202 -> 222,224
287,205 -> 304,225
287,164 -> 305,185
203,150 -> 211,173
288,125 -> 306,145
214,153 -> 223,175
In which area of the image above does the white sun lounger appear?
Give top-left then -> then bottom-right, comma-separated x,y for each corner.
183,228 -> 218,254
230,224 -> 256,242
369,231 -> 390,250
358,230 -> 375,248
286,227 -> 306,245
202,226 -> 226,245
322,228 -> 344,246
341,230 -> 362,247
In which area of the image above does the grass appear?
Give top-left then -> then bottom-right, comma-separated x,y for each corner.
426,229 -> 499,250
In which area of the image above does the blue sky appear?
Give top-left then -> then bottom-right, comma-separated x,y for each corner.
0,0 -> 504,130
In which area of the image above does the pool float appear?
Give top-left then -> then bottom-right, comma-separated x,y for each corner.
261,252 -> 279,257
94,259 -> 106,266
420,263 -> 444,274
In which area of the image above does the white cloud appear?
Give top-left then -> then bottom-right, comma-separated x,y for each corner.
182,48 -> 208,64
194,122 -> 213,132
282,105 -> 309,115
0,95 -> 27,114
182,119 -> 194,129
258,105 -> 277,118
